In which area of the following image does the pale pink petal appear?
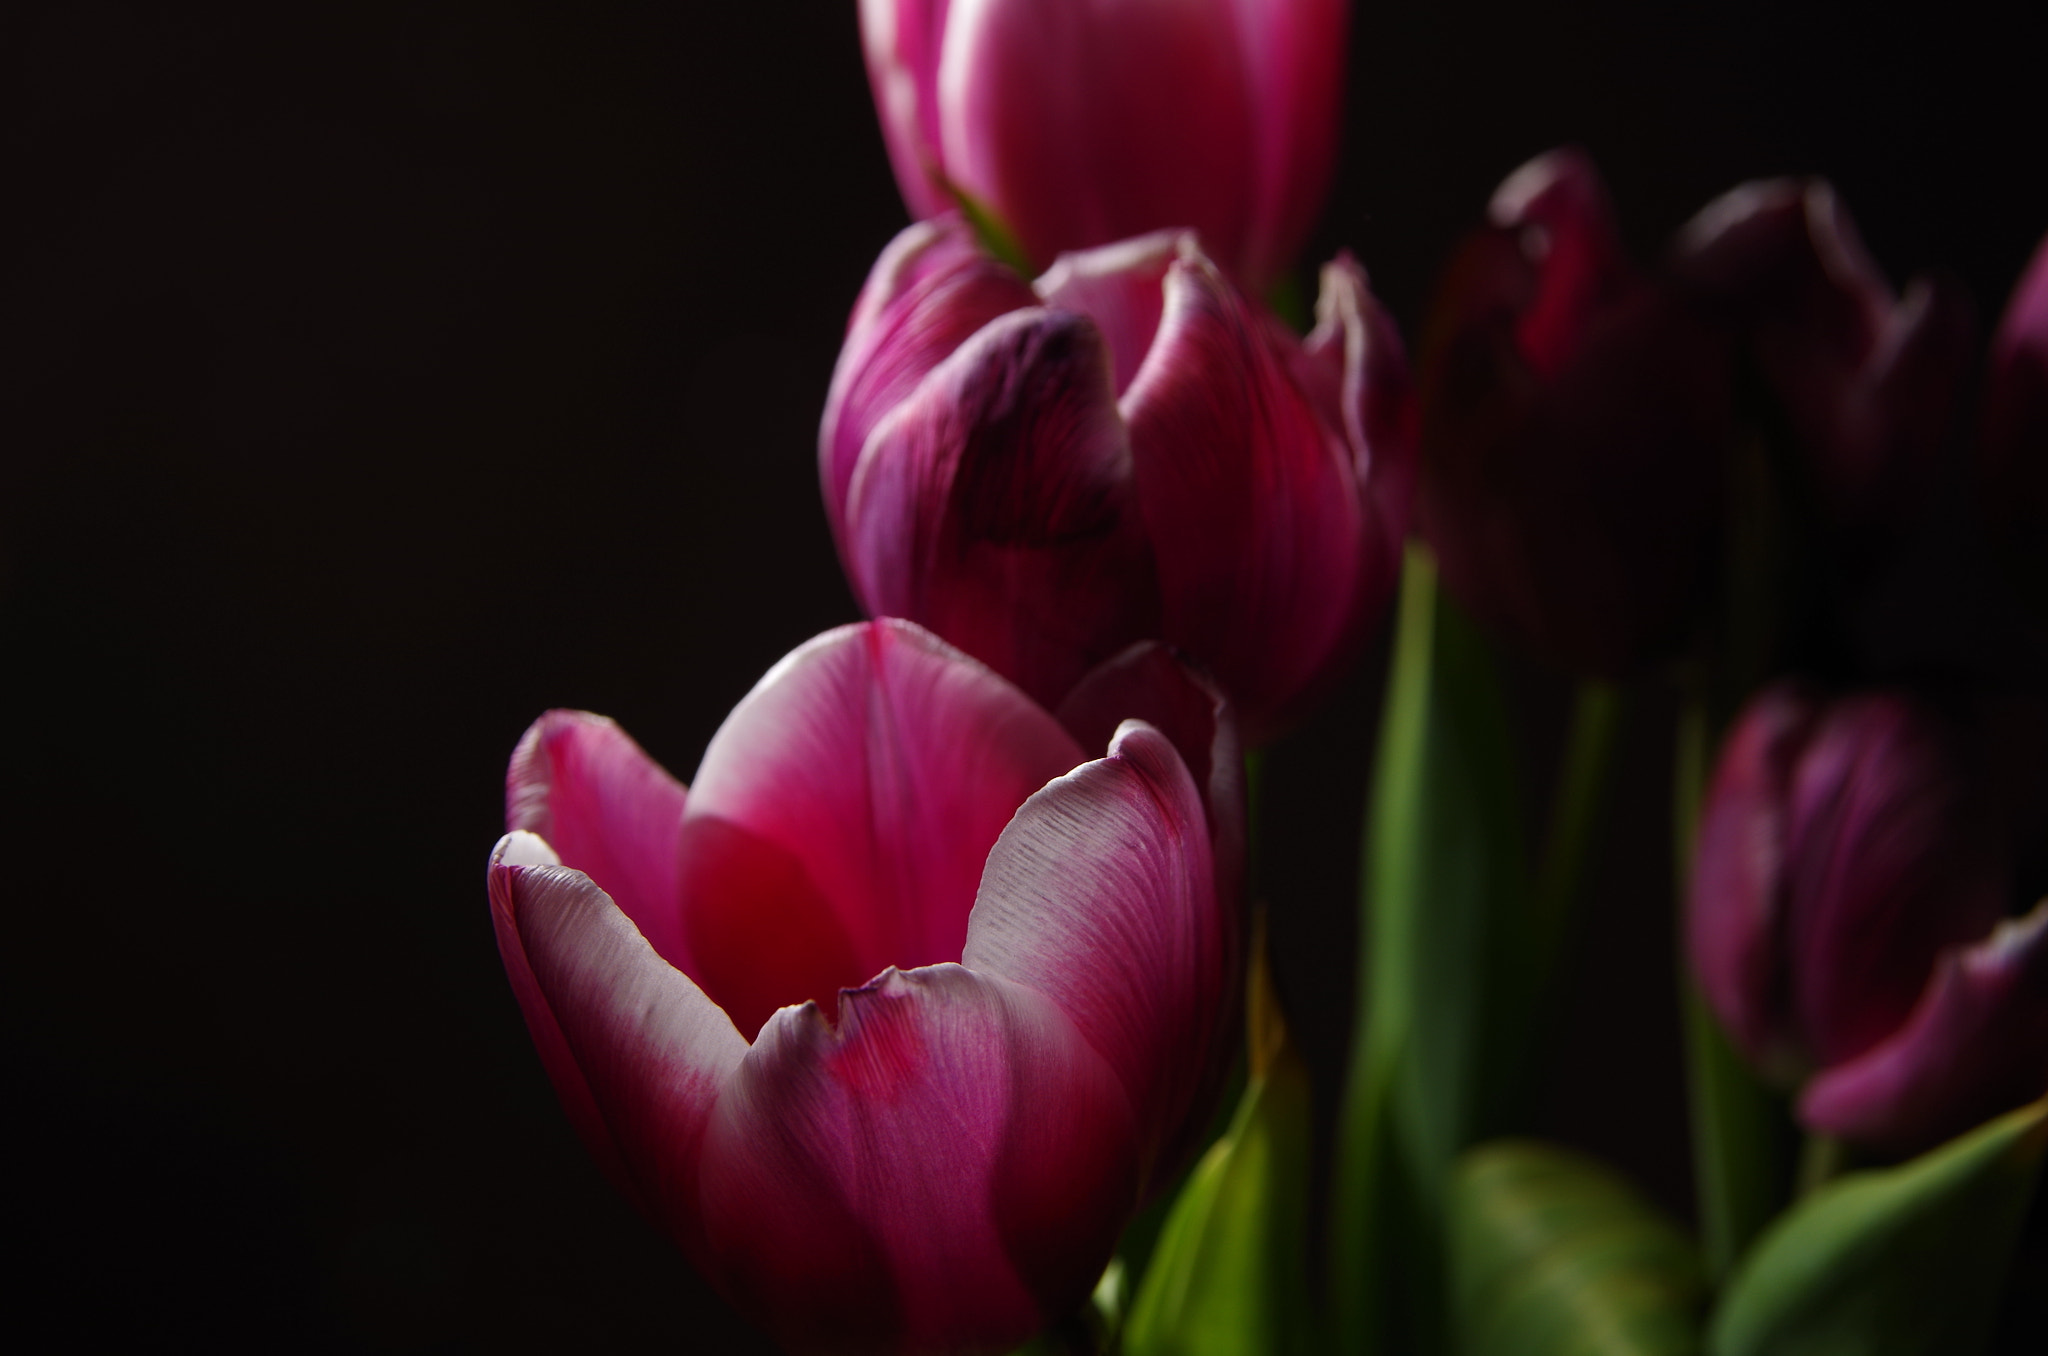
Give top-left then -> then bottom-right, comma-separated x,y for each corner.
1033,230 -> 1184,396
844,308 -> 1159,709
684,621 -> 1086,1009
1225,0 -> 1348,290
506,710 -> 691,973
488,834 -> 747,1264
857,0 -> 957,220
963,722 -> 1228,1186
1123,249 -> 1366,742
820,215 -> 1037,551
938,0 -> 1255,277
1802,901 -> 2048,1156
697,964 -> 1140,1355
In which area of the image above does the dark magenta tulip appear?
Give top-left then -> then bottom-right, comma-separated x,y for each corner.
1417,148 -> 1730,675
858,0 -> 1347,292
1687,683 -> 2046,1154
1982,231 -> 2048,595
821,216 -> 1413,744
1675,177 -> 1975,533
488,621 -> 1240,1353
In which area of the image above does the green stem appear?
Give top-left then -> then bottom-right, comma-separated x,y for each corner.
1531,682 -> 1624,955
1796,1134 -> 1848,1199
1675,697 -> 1788,1280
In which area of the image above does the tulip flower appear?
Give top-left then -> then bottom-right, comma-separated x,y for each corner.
1674,176 -> 1974,534
1982,231 -> 2048,608
487,620 -> 1240,1353
1416,148 -> 1730,675
857,0 -> 1348,293
1687,682 -> 2048,1154
821,216 -> 1413,744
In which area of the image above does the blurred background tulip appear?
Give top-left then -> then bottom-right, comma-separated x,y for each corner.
1416,148 -> 1731,676
1687,682 -> 2047,1155
857,0 -> 1347,293
492,621 -> 1238,1353
823,218 -> 1413,743
1982,231 -> 2048,612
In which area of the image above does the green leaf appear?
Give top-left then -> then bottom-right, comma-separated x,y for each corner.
1709,1098 -> 2048,1356
1452,1140 -> 1707,1356
1122,1046 -> 1316,1356
1333,543 -> 1528,1354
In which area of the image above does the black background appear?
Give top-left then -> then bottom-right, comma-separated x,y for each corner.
4,3 -> 2045,1350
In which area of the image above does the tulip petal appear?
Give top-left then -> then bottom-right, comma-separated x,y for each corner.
821,216 -> 1038,551
1982,230 -> 2048,527
684,621 -> 1086,1012
1225,0 -> 1347,290
1487,147 -> 1633,378
857,0 -> 957,220
1802,901 -> 2048,1156
963,721 -> 1227,1182
1123,250 -> 1367,741
488,834 -> 747,1262
698,964 -> 1140,1355
938,0 -> 1255,278
844,308 -> 1159,709
1034,230 -> 1182,396
507,710 -> 691,972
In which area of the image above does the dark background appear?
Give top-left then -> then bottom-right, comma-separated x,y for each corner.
4,2 -> 2044,1350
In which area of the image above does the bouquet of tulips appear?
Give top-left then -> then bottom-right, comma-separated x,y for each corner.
483,3 -> 2048,1352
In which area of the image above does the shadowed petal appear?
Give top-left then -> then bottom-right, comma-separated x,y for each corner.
1803,901 -> 2048,1156
1225,0 -> 1348,291
507,711 -> 691,972
963,721 -> 1226,1184
845,310 -> 1158,708
698,964 -> 1140,1356
685,621 -> 1086,1000
488,833 -> 747,1263
1983,230 -> 2048,532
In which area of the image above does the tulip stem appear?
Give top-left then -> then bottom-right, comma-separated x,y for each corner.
1796,1134 -> 1848,1199
1675,697 -> 1791,1280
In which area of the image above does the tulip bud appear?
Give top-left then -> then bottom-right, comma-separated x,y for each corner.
823,217 -> 1413,742
1417,148 -> 1730,675
1675,178 -> 1975,534
1981,231 -> 2048,606
1686,683 -> 2045,1154
857,0 -> 1348,292
490,621 -> 1241,1352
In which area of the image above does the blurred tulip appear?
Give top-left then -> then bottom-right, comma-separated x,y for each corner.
858,0 -> 1347,292
822,216 -> 1413,743
1687,683 -> 2047,1154
1675,177 -> 1975,533
1417,148 -> 1730,675
488,621 -> 1241,1354
1982,231 -> 2048,612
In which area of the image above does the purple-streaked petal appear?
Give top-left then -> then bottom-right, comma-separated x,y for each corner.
488,833 -> 747,1263
1781,692 -> 2009,1067
963,721 -> 1228,1185
1983,230 -> 2048,530
857,0 -> 957,221
697,964 -> 1140,1355
1802,901 -> 2048,1156
1687,685 -> 1822,1079
1034,229 -> 1183,396
684,621 -> 1086,1013
821,215 -> 1037,551
1123,249 -> 1368,741
506,710 -> 691,973
937,0 -> 1255,278
844,307 -> 1159,709
1225,0 -> 1348,291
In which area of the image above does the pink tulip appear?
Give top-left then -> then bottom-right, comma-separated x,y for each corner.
1686,683 -> 2047,1155
1416,148 -> 1730,675
857,0 -> 1348,292
487,620 -> 1240,1353
821,216 -> 1413,744
1675,176 -> 1975,534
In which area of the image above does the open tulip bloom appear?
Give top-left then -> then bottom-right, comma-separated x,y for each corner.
821,215 -> 1413,744
487,620 -> 1240,1353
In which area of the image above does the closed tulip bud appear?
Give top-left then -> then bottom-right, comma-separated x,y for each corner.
489,621 -> 1241,1353
1981,231 -> 2048,596
1687,683 -> 2048,1154
1675,178 -> 1975,533
857,0 -> 1347,292
822,216 -> 1413,743
1417,148 -> 1730,675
